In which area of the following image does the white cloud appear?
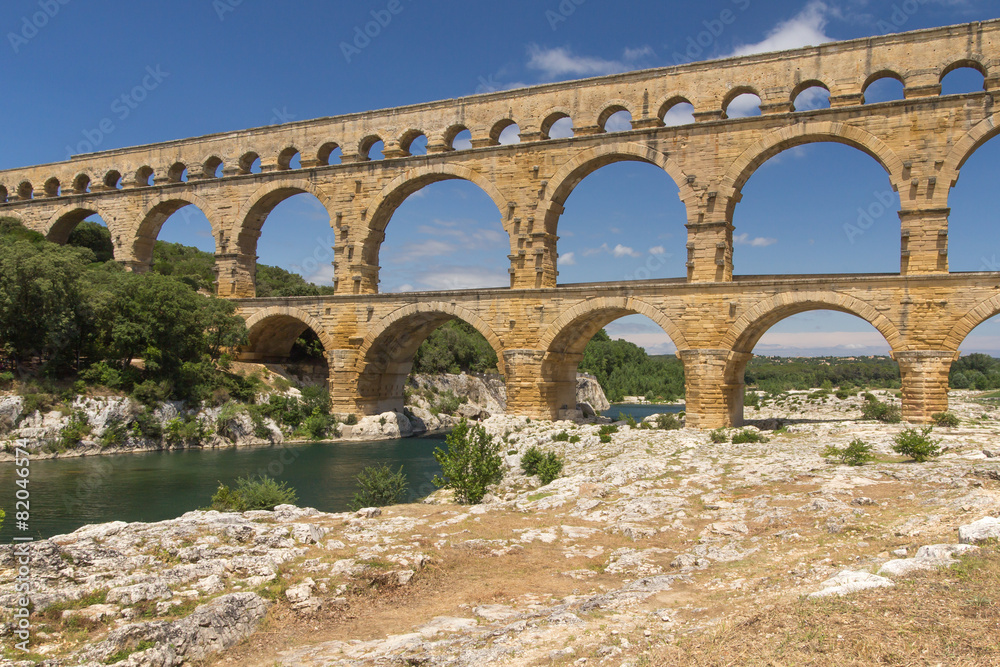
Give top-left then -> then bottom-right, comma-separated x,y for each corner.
613,244 -> 641,258
649,246 -> 666,256
734,233 -> 777,247
726,93 -> 761,118
662,103 -> 695,126
728,2 -> 834,57
416,267 -> 509,291
305,263 -> 337,286
560,251 -> 577,266
526,44 -> 654,80
396,283 -> 414,293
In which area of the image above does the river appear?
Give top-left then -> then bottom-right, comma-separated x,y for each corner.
607,403 -> 684,421
1,435 -> 446,541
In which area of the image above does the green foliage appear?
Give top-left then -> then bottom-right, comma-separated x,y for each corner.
949,353 -> 1000,390
861,394 -> 902,423
892,427 -> 942,462
104,640 -> 156,665
349,464 -> 408,510
654,413 -> 682,430
432,419 -> 504,504
254,264 -> 338,298
745,355 -> 902,393
619,412 -> 638,428
709,429 -> 727,444
149,240 -> 217,293
568,434 -> 581,444
823,438 -> 876,466
164,414 -> 211,446
429,389 -> 467,416
130,409 -> 163,440
210,474 -> 298,511
66,220 -> 114,263
59,410 -> 91,449
931,411 -> 960,427
99,419 -> 129,449
597,423 -> 618,443
520,445 -> 564,485
552,430 -> 570,442
731,429 -> 768,444
413,320 -> 500,374
743,391 -> 760,408
579,330 -> 684,403
0,507 -> 5,532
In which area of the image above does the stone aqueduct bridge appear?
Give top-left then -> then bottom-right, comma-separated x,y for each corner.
3,21 -> 1000,427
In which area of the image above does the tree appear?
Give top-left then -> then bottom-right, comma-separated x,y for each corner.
432,419 -> 504,504
67,220 -> 114,263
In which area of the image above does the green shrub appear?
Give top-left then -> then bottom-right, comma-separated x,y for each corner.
892,427 -> 942,463
520,445 -> 563,485
743,392 -> 760,408
552,431 -> 570,442
731,429 -> 768,444
99,419 -> 129,449
130,409 -> 163,440
835,388 -> 851,400
521,446 -> 544,475
430,390 -> 467,416
861,395 -> 902,423
709,429 -> 727,444
79,361 -> 123,389
568,434 -> 581,444
215,401 -> 246,440
164,414 -> 210,446
349,464 -> 408,510
210,474 -> 297,511
59,410 -> 91,449
931,411 -> 960,427
0,371 -> 15,389
654,413 -> 682,430
618,412 -> 638,428
297,409 -> 337,441
432,419 -> 504,504
823,438 -> 875,466
598,424 -> 618,436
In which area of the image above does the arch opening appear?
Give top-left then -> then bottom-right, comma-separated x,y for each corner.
547,155 -> 688,284
863,72 -> 905,104
167,162 -> 188,183
951,314 -> 1000,391
724,89 -> 761,118
732,142 -> 899,275
239,152 -> 262,175
945,132 -> 1000,271
278,147 -> 301,170
940,63 -> 986,95
65,215 -> 114,263
446,126 -> 472,150
375,179 -> 509,293
242,313 -> 330,389
135,166 -> 154,187
72,174 -> 91,193
252,191 -> 336,297
601,108 -> 633,132
203,157 -> 223,179
660,98 -> 695,126
16,181 -> 33,200
43,178 -> 60,198
360,136 -> 385,161
541,113 -> 574,140
103,171 -> 123,190
133,200 -> 217,291
490,119 -> 520,145
357,308 -> 503,415
791,81 -> 831,111
400,131 -> 428,156
0,186 -> 8,203
317,142 -> 342,165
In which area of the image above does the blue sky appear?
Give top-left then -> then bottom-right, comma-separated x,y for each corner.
2,0 -> 998,356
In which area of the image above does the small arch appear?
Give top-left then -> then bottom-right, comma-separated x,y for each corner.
317,141 -> 342,165
940,60 -> 987,95
0,185 -> 9,203
444,124 -> 471,150
16,181 -> 33,200
43,177 -> 60,198
489,119 -> 520,146
359,135 -> 385,161
791,80 -> 831,111
862,70 -> 905,104
73,174 -> 91,193
541,111 -> 573,140
103,170 -> 123,190
658,96 -> 695,126
242,306 -> 334,358
945,294 -> 1000,352
399,130 -> 428,156
723,87 -> 762,119
134,166 -> 154,187
167,162 -> 188,183
203,156 -> 223,178
239,152 -> 261,174
277,147 -> 300,170
597,103 -> 633,131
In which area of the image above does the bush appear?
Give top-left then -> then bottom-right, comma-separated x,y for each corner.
0,371 -> 14,389
709,429 -> 727,444
521,446 -> 544,475
654,413 -> 682,430
552,431 -> 570,442
931,411 -> 960,427
743,392 -> 760,408
349,464 -> 408,510
59,410 -> 91,449
861,395 -> 902,423
618,412 -> 638,428
520,446 -> 565,485
99,419 -> 129,449
823,438 -> 876,466
432,419 -> 504,504
130,409 -> 162,440
568,434 -> 581,444
731,429 -> 768,444
892,427 -> 942,462
210,474 -> 298,512
164,414 -> 210,446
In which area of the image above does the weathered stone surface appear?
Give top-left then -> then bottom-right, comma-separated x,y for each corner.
808,570 -> 895,598
959,516 -> 1000,544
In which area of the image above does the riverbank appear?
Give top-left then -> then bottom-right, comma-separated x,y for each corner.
2,390 -> 998,665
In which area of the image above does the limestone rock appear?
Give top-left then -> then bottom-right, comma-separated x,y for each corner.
809,570 -> 894,598
959,516 -> 1000,544
878,543 -> 978,577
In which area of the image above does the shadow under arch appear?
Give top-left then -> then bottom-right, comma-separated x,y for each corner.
241,306 -> 334,358
719,292 -> 903,425
132,193 -> 218,267
944,293 -> 1000,352
45,204 -> 120,246
540,142 -> 695,234
355,302 -> 505,415
360,164 -> 509,270
719,121 -> 905,215
536,296 -> 686,417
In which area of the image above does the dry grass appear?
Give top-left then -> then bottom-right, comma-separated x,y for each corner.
648,544 -> 1000,667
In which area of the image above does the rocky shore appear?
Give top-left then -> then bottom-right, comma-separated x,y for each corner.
1,389 -> 998,665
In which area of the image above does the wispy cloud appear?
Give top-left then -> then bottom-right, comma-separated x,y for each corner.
581,242 -> 643,258
734,233 -> 777,247
560,251 -> 577,266
526,44 -> 654,80
649,246 -> 666,256
728,1 -> 834,57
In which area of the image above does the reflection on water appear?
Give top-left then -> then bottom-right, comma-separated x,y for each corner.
0,435 -> 445,540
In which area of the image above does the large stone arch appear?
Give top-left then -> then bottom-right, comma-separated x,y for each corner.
941,113 -> 999,191
131,192 -> 219,266
230,179 -> 336,254
354,301 -> 505,415
719,121 -> 906,212
944,293 -> 1000,351
721,291 -> 903,354
541,142 -> 695,235
241,305 -> 333,358
45,203 -> 121,246
538,296 -> 688,355
360,164 -> 510,267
